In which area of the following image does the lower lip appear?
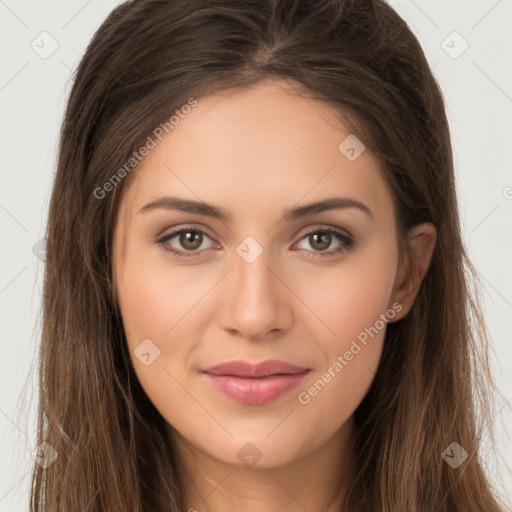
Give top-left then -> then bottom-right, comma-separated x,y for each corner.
204,371 -> 310,405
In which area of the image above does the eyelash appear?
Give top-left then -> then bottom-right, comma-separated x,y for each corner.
155,224 -> 354,259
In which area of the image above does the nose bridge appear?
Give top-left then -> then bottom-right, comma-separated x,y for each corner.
218,239 -> 292,339
236,249 -> 275,303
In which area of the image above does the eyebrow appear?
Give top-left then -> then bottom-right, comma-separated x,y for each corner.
139,196 -> 373,221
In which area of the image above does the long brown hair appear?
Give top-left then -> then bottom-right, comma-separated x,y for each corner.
30,0 -> 505,510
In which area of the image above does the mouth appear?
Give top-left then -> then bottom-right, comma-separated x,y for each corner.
202,359 -> 311,405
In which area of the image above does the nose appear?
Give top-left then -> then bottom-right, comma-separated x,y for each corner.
217,246 -> 294,341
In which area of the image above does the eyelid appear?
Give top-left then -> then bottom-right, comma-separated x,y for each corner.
155,222 -> 216,240
295,224 -> 353,241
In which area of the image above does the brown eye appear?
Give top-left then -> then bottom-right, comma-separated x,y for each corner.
157,227 -> 215,256
293,227 -> 354,257
308,231 -> 331,251
178,230 -> 203,251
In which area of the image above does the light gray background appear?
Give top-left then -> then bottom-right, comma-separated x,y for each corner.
1,1 -> 511,510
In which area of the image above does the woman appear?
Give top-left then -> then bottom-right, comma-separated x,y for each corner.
31,0 -> 505,510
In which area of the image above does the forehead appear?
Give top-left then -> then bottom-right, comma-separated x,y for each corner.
119,79 -> 393,223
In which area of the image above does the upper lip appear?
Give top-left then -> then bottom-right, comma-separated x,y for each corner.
203,359 -> 309,378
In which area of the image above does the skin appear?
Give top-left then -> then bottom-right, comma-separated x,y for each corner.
112,78 -> 437,512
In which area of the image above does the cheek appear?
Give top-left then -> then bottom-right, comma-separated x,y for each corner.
116,252 -> 202,347
115,260 -> 206,427
295,240 -> 397,352
292,241 -> 397,423
114,249 -> 196,391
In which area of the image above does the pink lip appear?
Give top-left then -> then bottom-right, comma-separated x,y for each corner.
203,360 -> 310,405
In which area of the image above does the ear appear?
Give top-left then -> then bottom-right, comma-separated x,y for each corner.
388,222 -> 437,322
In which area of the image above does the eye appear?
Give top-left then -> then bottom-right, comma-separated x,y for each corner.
156,226 -> 216,258
292,227 -> 354,257
156,225 -> 354,259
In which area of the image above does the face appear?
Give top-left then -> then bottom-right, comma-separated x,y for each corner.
113,78 -> 406,469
